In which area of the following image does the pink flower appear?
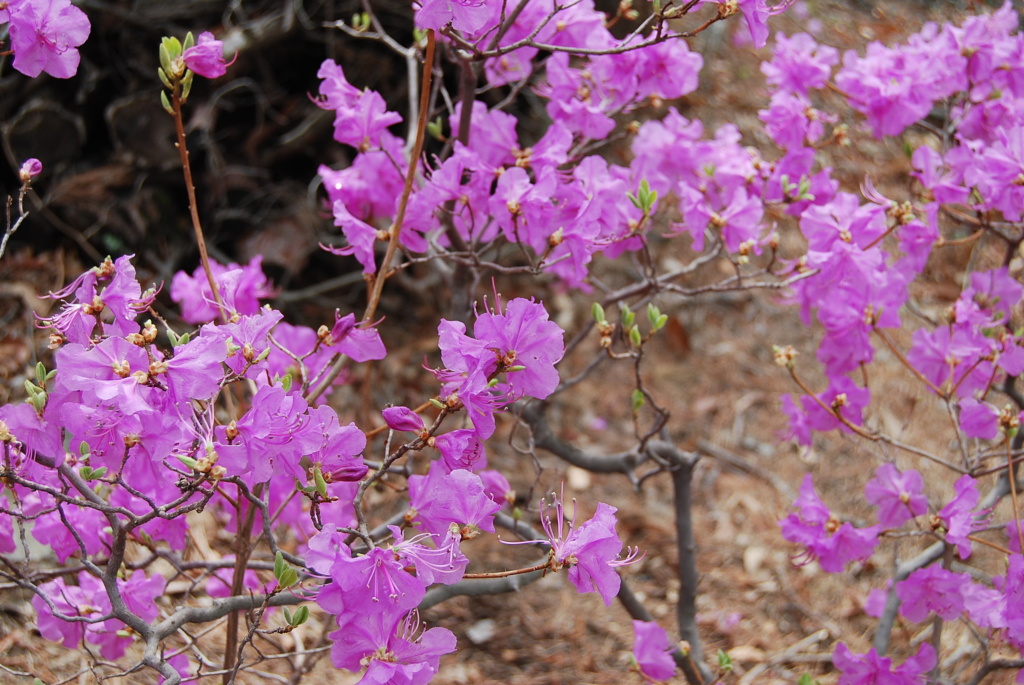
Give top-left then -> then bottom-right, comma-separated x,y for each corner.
896,565 -> 968,622
780,474 -> 880,572
6,0 -> 91,79
182,31 -> 232,79
329,610 -> 456,682
632,620 -> 677,682
864,464 -> 927,528
958,398 -> 1000,439
539,491 -> 641,606
833,642 -> 936,685
937,474 -> 989,559
408,461 -> 501,537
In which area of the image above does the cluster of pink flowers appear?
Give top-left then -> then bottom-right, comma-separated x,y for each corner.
768,4 -> 1024,680
5,0 -> 1024,681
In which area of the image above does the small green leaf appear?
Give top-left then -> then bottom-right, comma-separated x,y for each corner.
429,398 -> 445,410
278,567 -> 298,589
182,31 -> 195,51
81,466 -> 108,481
620,305 -> 634,328
631,389 -> 645,413
35,362 -> 48,385
717,649 -> 733,672
591,302 -> 605,324
654,314 -> 668,331
283,608 -> 293,624
646,304 -> 661,329
289,605 -> 309,626
159,41 -> 173,74
313,465 -> 328,498
274,551 -> 287,579
160,90 -> 174,116
506,365 -> 526,373
797,674 -> 819,685
626,191 -> 642,209
176,454 -> 200,470
181,70 -> 194,102
79,441 -> 90,456
279,374 -> 293,392
426,117 -> 444,141
629,325 -> 642,348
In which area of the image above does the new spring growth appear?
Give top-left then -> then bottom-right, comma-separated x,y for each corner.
158,34 -> 195,114
158,31 -> 232,113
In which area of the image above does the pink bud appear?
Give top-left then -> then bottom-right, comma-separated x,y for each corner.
19,158 -> 42,183
382,406 -> 425,433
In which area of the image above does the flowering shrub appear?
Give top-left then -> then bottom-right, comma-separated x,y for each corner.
2,1 -> 1024,684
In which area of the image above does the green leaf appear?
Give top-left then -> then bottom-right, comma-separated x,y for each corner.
626,191 -> 642,210
798,674 -> 819,685
313,465 -> 328,498
159,41 -> 173,74
279,374 -> 293,392
160,90 -> 174,116
629,325 -> 642,348
182,31 -> 195,51
646,304 -> 661,329
426,118 -> 444,141
620,305 -> 634,329
717,649 -> 733,672
289,605 -> 309,626
278,567 -> 298,589
81,466 -> 108,481
654,314 -> 668,331
181,70 -> 194,102
35,361 -> 48,385
591,302 -> 605,324
274,550 -> 287,579
176,454 -> 200,470
631,388 -> 645,413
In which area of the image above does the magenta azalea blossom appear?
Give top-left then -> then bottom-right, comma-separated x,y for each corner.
408,461 -> 501,537
632,620 -> 677,681
864,464 -> 927,528
536,492 -> 641,606
461,297 -> 565,401
329,610 -> 456,684
897,565 -> 969,623
780,474 -> 880,572
6,0 -> 91,78
938,474 -> 989,559
182,31 -> 232,78
833,642 -> 936,685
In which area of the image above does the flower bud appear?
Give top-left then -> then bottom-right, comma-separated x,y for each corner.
19,158 -> 42,184
382,406 -> 425,433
